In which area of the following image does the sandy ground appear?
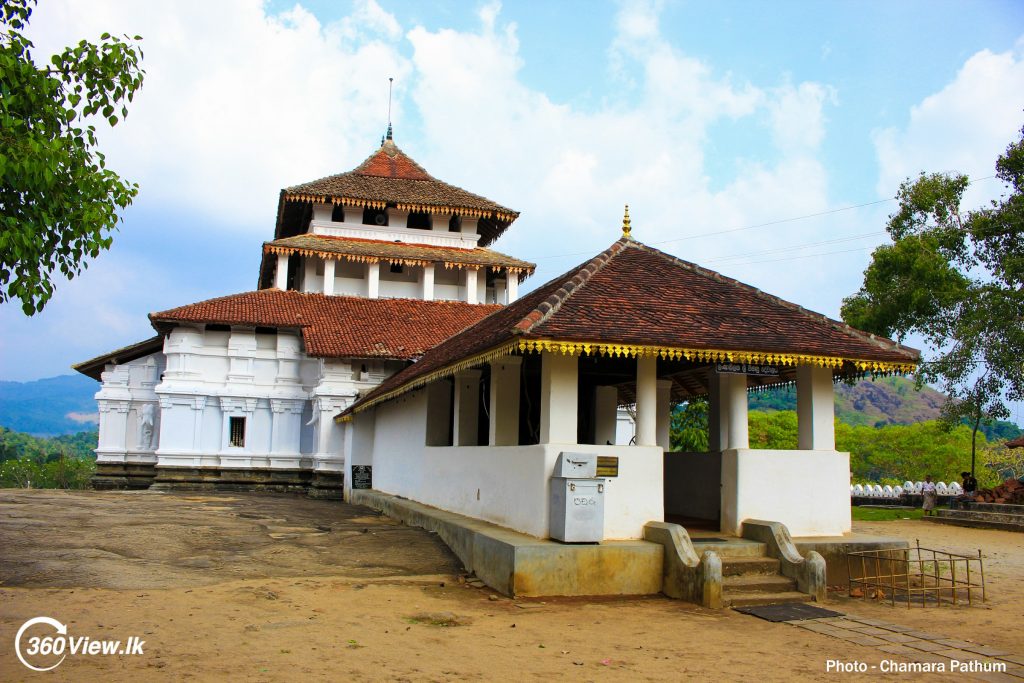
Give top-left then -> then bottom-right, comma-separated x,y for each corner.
0,490 -> 1020,682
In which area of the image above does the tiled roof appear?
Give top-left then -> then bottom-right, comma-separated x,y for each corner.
344,238 -> 921,415
281,139 -> 518,246
264,234 -> 535,275
149,290 -> 500,360
73,335 -> 165,381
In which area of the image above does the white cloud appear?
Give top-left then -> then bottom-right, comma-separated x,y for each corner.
873,44 -> 1024,205
28,0 -> 411,229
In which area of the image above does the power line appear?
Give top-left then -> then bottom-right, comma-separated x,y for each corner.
703,230 -> 885,265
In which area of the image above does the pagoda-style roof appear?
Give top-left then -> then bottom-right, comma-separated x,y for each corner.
73,335 -> 165,381
149,290 -> 500,360
341,237 -> 921,417
261,234 -> 534,284
275,138 -> 518,247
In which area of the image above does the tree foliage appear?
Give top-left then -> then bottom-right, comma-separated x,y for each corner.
0,426 -> 96,488
0,0 -> 144,314
669,399 -> 709,452
841,127 -> 1024,471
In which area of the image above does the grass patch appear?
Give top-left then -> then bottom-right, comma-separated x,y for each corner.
852,506 -> 924,521
405,611 -> 470,627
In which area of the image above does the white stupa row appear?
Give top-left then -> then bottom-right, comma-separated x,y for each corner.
851,481 -> 963,498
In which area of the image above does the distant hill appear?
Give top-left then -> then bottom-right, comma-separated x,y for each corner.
0,375 -> 100,436
750,375 -> 1022,440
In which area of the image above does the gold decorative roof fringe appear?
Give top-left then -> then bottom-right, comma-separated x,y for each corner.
284,193 -> 516,224
266,245 -> 536,274
513,339 -> 916,373
337,337 -> 917,422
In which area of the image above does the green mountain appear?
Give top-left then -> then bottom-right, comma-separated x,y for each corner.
0,374 -> 100,436
750,375 -> 1022,440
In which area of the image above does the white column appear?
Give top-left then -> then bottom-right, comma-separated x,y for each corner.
540,352 -> 578,444
635,355 -> 657,446
366,262 -> 379,298
422,264 -> 435,301
489,356 -> 522,446
507,271 -> 519,303
465,268 -> 478,303
594,386 -> 618,446
387,208 -> 409,229
722,373 -> 749,449
275,254 -> 289,290
656,379 -> 672,451
453,369 -> 481,446
476,269 -> 486,304
430,212 -> 451,232
322,258 -> 335,296
797,365 -> 836,450
495,278 -> 507,306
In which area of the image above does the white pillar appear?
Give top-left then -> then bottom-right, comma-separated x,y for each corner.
322,258 -> 335,296
722,373 -> 749,449
707,371 -> 727,451
465,268 -> 478,304
656,379 -> 672,451
453,369 -> 481,446
489,356 -> 522,446
387,208 -> 409,229
594,386 -> 618,446
366,262 -> 379,298
635,355 -> 657,446
540,352 -> 578,444
507,272 -> 519,303
422,264 -> 435,301
797,365 -> 836,450
275,254 -> 289,290
477,268 -> 487,304
431,213 -> 451,232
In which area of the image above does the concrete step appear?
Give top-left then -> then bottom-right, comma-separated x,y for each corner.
936,509 -> 1024,524
689,538 -> 767,558
721,556 -> 782,576
963,502 -> 1024,515
924,514 -> 1024,533
723,574 -> 796,594
724,590 -> 812,608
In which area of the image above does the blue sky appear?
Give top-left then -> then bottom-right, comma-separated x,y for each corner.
3,0 -> 1023,422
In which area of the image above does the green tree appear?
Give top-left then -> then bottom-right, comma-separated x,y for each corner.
669,399 -> 709,452
0,0 -> 144,314
842,127 -> 1024,477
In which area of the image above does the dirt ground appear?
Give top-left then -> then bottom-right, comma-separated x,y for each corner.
0,490 -> 1021,682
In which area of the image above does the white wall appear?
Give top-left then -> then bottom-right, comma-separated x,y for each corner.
95,353 -> 165,466
366,392 -> 664,539
720,448 -> 851,537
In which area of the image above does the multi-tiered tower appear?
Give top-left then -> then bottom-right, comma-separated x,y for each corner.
75,132 -> 535,496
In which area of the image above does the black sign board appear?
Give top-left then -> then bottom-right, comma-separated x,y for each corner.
351,465 -> 372,490
715,363 -> 780,377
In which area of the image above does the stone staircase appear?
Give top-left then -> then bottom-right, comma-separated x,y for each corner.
926,502 -> 1024,532
691,537 -> 812,607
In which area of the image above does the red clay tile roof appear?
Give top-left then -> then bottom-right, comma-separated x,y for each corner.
264,234 -> 535,275
149,290 -> 500,360
344,238 -> 921,415
281,140 -> 518,246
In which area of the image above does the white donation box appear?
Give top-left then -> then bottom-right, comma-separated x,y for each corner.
550,452 -> 605,543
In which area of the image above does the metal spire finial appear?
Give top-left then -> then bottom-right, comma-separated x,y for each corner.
622,204 -> 632,239
386,77 -> 394,141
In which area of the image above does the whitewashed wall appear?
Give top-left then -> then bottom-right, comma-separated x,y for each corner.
95,353 -> 166,467
364,391 -> 664,539
720,448 -> 852,537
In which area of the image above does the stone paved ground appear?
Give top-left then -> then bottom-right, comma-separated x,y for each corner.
786,614 -> 1024,681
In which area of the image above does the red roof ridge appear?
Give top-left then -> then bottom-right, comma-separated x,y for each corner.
353,139 -> 435,181
628,241 -> 918,358
512,237 -> 631,334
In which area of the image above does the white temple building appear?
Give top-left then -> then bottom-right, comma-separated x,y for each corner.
76,130 -> 919,542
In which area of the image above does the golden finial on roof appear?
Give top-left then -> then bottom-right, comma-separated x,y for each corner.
622,204 -> 632,239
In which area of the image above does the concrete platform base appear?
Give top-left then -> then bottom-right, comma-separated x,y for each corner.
794,534 -> 909,584
150,466 -> 312,494
350,489 -> 663,598
91,462 -> 156,490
